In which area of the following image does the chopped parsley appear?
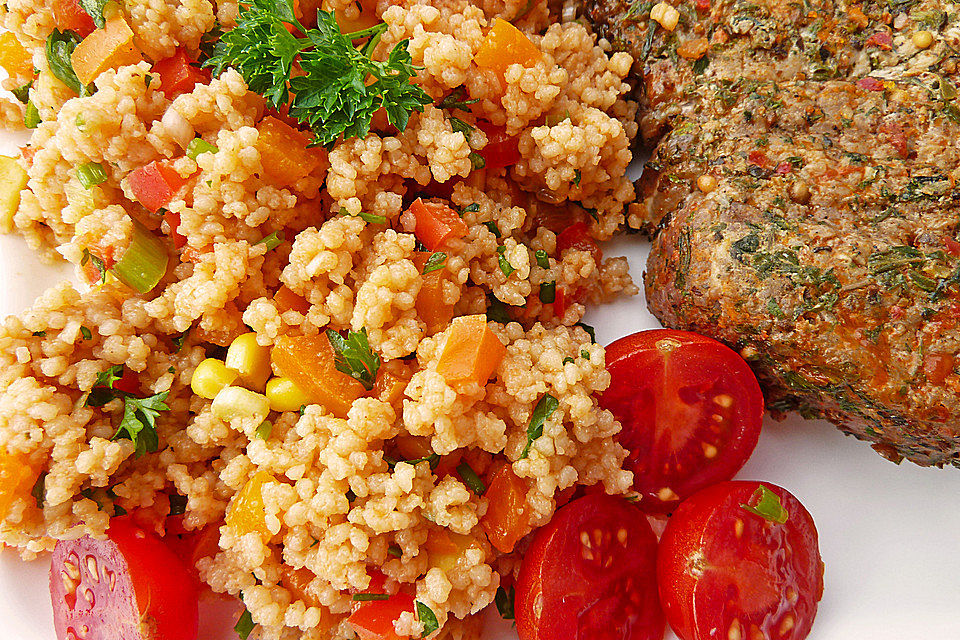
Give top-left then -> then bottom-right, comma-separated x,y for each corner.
520,394 -> 559,459
416,601 -> 440,637
326,328 -> 380,390
496,245 -> 515,277
534,249 -> 549,269
45,30 -> 91,97
456,462 -> 486,495
255,230 -> 284,251
85,365 -> 169,457
353,593 -> 390,601
436,87 -> 479,111
168,493 -> 187,516
421,252 -> 447,274
387,544 -> 403,558
484,221 -> 501,237
79,326 -> 93,340
255,420 -> 273,440
234,608 -> 255,640
79,0 -> 109,28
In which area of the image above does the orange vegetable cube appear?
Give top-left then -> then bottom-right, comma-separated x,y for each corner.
407,198 -> 468,251
480,463 -> 529,553
412,251 -> 456,335
348,572 -> 415,640
436,315 -> 506,388
373,360 -> 414,409
256,116 -> 323,188
71,12 -> 143,87
274,285 -> 311,315
271,334 -> 366,418
473,18 -> 542,82
425,529 -> 482,572
225,470 -> 275,535
0,449 -> 35,519
0,33 -> 33,79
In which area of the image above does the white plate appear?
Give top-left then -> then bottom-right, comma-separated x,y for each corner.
1,132 -> 960,640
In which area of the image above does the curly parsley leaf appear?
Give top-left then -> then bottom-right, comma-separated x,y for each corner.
495,585 -> 515,620
326,328 -> 380,390
422,252 -> 447,274
520,393 -> 559,459
114,391 -> 168,458
206,1 -> 430,146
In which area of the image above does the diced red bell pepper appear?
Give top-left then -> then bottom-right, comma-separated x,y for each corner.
857,77 -> 886,92
347,572 -> 416,640
407,198 -> 468,251
553,286 -> 567,317
556,221 -> 602,263
163,211 -> 187,248
128,161 -> 189,212
695,0 -> 710,10
476,120 -> 520,171
865,31 -> 893,50
52,0 -> 95,38
152,49 -> 210,97
108,368 -> 140,395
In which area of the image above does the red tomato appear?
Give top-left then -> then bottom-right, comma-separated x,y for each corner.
152,49 -> 210,97
52,0 -> 95,37
112,368 -> 140,396
476,120 -> 520,171
598,329 -> 763,513
657,481 -> 824,640
128,161 -> 189,212
556,221 -> 602,263
162,516 -> 221,588
49,516 -> 199,640
347,572 -> 415,640
515,494 -> 664,640
163,211 -> 187,249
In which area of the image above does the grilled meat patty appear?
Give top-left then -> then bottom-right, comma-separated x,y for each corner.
585,0 -> 960,466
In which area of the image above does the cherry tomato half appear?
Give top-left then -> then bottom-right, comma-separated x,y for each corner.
50,516 -> 199,640
657,481 -> 824,640
515,494 -> 664,640
598,329 -> 764,513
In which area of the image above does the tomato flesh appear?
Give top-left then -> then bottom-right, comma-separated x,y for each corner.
657,481 -> 824,640
50,516 -> 199,640
476,121 -> 520,171
152,49 -> 210,97
516,494 -> 664,640
347,572 -> 415,640
599,329 -> 763,513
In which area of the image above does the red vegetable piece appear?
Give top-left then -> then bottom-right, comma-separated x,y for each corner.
52,0 -> 95,38
407,198 -> 468,251
598,329 -> 764,513
152,49 -> 210,97
128,161 -> 188,213
163,211 -> 187,249
112,368 -> 140,396
857,77 -> 886,92
347,572 -> 416,640
657,481 -> 824,640
556,221 -> 602,263
50,516 -> 199,640
476,120 -> 520,171
515,494 -> 665,640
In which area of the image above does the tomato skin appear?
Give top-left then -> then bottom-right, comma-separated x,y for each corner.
52,0 -> 95,37
657,481 -> 824,640
516,494 -> 665,640
347,572 -> 415,640
556,221 -> 602,263
128,162 -> 189,213
152,49 -> 209,96
598,329 -> 763,513
476,121 -> 520,171
50,516 -> 199,640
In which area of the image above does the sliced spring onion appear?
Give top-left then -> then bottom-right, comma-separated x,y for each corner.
539,281 -> 556,304
353,593 -> 390,601
110,220 -> 169,293
496,245 -> 515,277
255,420 -> 272,440
186,137 -> 219,160
24,100 -> 40,129
422,252 -> 446,274
469,151 -> 486,170
456,462 -> 486,495
535,249 -> 549,269
740,485 -> 789,524
484,221 -> 501,237
256,230 -> 284,251
77,162 -> 107,189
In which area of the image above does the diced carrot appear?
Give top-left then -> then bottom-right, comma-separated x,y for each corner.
372,361 -> 413,410
225,470 -> 275,536
274,285 -> 311,315
52,0 -> 95,38
436,315 -> 505,388
0,449 -> 36,519
128,161 -> 190,212
152,49 -> 210,97
0,33 -> 33,79
256,116 -> 323,188
411,251 -> 456,335
348,572 -> 415,640
475,121 -> 520,171
271,334 -> 366,418
480,463 -> 529,553
407,198 -> 468,251
473,18 -> 541,83
71,12 -> 142,87
163,211 -> 187,249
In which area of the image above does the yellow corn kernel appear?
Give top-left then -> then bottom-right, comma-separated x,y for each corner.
0,156 -> 27,233
651,2 -> 680,31
265,377 -> 311,413
211,386 -> 271,423
191,358 -> 238,400
912,30 -> 934,49
225,332 -> 271,391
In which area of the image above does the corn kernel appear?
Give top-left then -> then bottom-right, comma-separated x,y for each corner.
211,386 -> 271,423
225,332 -> 271,391
265,377 -> 311,413
697,174 -> 718,193
0,156 -> 28,233
651,2 -> 680,31
191,358 -> 238,400
912,30 -> 934,50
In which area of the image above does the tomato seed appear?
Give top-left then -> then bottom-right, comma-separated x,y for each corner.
64,555 -> 80,581
786,586 -> 798,603
580,531 -> 591,548
779,614 -> 795,635
728,619 -> 742,640
86,555 -> 99,582
749,623 -> 764,640
592,528 -> 603,546
713,394 -> 734,408
701,442 -> 718,458
83,587 -> 96,606
657,487 -> 679,502
616,528 -> 627,545
60,570 -> 78,595
654,338 -> 681,354
733,518 -> 744,539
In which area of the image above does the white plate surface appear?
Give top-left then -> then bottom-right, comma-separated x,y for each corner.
1,132 -> 960,640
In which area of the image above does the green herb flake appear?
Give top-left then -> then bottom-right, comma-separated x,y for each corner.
496,245 -> 515,277
580,349 -> 590,359
31,473 -> 46,508
168,493 -> 187,516
575,322 -> 596,343
740,484 -> 789,524
185,137 -> 219,160
520,393 -> 559,459
539,281 -> 556,304
448,115 -> 474,136
484,221 -> 501,237
456,462 -> 486,495
326,328 -> 380,390
234,608 -> 255,640
535,249 -> 549,269
77,162 -> 107,189
416,601 -> 440,637
256,230 -> 284,251
387,544 -> 403,558
422,252 -> 447,274
24,100 -> 40,129
436,87 -> 479,111
80,326 -> 93,340
562,356 -> 575,365
486,296 -> 511,324
45,30 -> 91,97
469,151 -> 486,170
81,248 -> 107,285
172,329 -> 189,352
573,169 -> 581,186
12,80 -> 32,104
255,420 -> 273,440
114,392 -> 169,458
79,0 -> 109,28
692,54 -> 709,75
494,585 -> 515,620
353,593 -> 391,601
32,330 -> 47,338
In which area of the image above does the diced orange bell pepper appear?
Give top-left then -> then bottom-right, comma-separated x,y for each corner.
411,251 -> 456,335
274,285 -> 311,315
152,49 -> 210,97
425,529 -> 482,572
0,449 -> 35,519
128,161 -> 191,213
473,18 -> 541,83
52,0 -> 95,38
271,334 -> 366,418
407,198 -> 468,251
348,572 -> 416,640
225,470 -> 275,535
71,11 -> 143,87
436,315 -> 506,388
373,361 -> 413,409
0,33 -> 33,79
480,463 -> 529,553
256,116 -> 323,188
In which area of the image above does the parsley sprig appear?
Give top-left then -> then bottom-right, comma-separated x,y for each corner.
85,364 -> 169,457
206,0 -> 431,146
326,328 -> 381,390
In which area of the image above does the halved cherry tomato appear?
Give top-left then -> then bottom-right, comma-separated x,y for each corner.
347,571 -> 415,640
657,481 -> 824,640
476,121 -> 520,171
516,493 -> 664,640
152,49 -> 210,97
50,516 -> 199,640
598,329 -> 763,513
163,515 -> 221,588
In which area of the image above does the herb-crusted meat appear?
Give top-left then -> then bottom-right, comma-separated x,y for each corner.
585,0 -> 960,466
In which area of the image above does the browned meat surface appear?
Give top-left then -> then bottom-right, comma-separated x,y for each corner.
584,0 -> 960,466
